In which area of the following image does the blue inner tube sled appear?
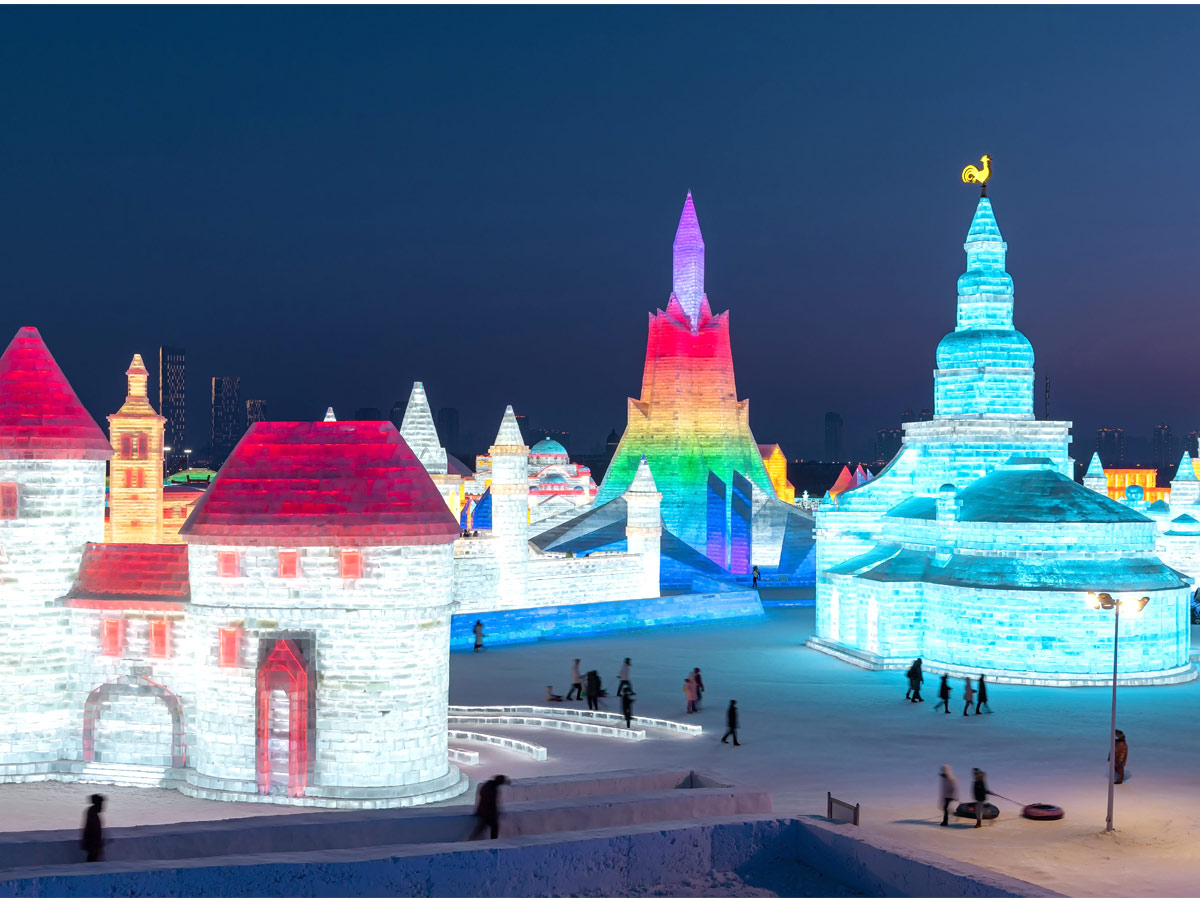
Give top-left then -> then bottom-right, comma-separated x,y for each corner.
954,801 -> 999,819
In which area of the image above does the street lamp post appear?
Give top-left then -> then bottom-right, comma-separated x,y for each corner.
163,446 -> 172,481
184,449 -> 192,474
1088,592 -> 1150,833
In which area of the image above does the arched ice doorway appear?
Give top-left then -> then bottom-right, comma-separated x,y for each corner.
256,638 -> 314,798
82,675 -> 186,769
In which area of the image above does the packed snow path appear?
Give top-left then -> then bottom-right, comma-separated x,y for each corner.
2,605 -> 1199,897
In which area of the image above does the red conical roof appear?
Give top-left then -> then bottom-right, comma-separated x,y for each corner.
0,326 -> 111,460
181,420 -> 462,546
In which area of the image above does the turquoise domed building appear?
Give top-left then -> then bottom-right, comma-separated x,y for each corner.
809,189 -> 1193,686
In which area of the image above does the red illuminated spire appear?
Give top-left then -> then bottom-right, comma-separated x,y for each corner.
0,326 -> 111,460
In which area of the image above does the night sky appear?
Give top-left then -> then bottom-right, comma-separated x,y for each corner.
1,6 -> 1197,463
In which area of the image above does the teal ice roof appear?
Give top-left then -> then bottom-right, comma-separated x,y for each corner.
885,497 -> 936,520
831,545 -> 1189,592
531,438 -> 567,456
953,462 -> 1148,524
1174,452 -> 1197,482
1085,452 -> 1105,478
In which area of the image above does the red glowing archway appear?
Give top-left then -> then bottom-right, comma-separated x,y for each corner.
255,639 -> 312,798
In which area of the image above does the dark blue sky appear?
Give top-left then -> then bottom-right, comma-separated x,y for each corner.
1,6 -> 1196,462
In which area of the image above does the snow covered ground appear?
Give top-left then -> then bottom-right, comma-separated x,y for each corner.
3,603 -> 1199,897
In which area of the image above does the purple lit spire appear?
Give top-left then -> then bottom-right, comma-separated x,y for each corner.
671,191 -> 706,328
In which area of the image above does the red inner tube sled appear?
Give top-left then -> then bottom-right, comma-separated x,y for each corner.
1022,803 -> 1064,821
954,801 -> 999,819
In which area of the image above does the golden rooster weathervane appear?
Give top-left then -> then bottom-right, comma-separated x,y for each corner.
961,154 -> 992,196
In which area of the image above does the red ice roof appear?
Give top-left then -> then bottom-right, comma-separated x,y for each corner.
180,420 -> 462,546
65,543 -> 190,609
0,327 -> 111,460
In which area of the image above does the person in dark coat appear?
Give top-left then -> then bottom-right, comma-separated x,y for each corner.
971,768 -> 990,828
906,659 -> 924,702
585,669 -> 602,711
692,667 -> 705,708
1114,730 -> 1128,784
472,620 -> 484,653
975,675 -> 990,714
621,690 -> 635,728
720,700 -> 740,746
934,674 -> 951,714
751,565 -> 760,588
81,794 -> 104,862
469,775 -> 509,839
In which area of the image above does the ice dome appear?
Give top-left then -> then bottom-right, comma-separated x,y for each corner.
531,438 -> 567,457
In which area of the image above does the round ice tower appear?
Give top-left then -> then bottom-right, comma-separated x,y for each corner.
934,197 -> 1035,418
0,327 -> 110,777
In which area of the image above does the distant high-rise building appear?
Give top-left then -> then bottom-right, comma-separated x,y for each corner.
437,407 -> 460,451
1096,426 -> 1125,467
1152,424 -> 1176,471
875,427 -> 903,466
210,376 -> 241,467
824,412 -> 844,462
353,407 -> 385,421
900,408 -> 933,424
159,346 -> 186,470
1186,431 -> 1200,458
245,399 -> 268,430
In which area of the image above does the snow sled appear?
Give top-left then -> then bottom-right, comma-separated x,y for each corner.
1022,803 -> 1064,821
954,801 -> 999,819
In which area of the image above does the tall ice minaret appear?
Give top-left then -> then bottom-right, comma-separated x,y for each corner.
108,353 -> 166,543
670,192 -> 708,331
489,405 -> 530,607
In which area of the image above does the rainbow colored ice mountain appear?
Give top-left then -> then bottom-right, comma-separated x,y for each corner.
592,194 -> 812,580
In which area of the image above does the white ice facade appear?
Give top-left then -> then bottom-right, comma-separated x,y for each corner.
0,326 -> 469,808
810,197 -> 1194,686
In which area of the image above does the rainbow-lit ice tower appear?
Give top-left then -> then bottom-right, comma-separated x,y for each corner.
596,194 -> 778,568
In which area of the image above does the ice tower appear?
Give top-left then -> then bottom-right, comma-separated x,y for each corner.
810,183 -> 1193,686
592,194 -> 811,580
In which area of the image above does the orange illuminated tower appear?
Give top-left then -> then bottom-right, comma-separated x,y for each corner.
107,353 -> 166,542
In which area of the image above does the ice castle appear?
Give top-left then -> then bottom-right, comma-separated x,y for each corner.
809,188 -> 1194,686
532,194 -> 814,587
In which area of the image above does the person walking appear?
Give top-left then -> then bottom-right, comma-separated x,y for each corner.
907,659 -> 924,702
751,565 -> 760,588
472,620 -> 484,653
692,667 -> 705,709
684,674 -> 699,714
81,794 -> 105,862
971,768 -> 990,828
617,658 -> 632,696
566,659 -> 583,701
585,669 -> 602,711
938,765 -> 958,826
468,775 -> 509,840
934,674 -> 951,714
962,678 -> 975,717
975,675 -> 990,714
721,700 -> 740,745
1114,730 -> 1128,784
621,690 -> 635,728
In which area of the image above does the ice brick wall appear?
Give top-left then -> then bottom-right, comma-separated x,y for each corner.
0,459 -> 105,777
184,542 -> 465,807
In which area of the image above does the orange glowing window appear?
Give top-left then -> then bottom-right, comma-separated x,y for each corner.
120,434 -> 132,459
339,550 -> 363,579
101,618 -> 125,657
149,620 -> 170,658
137,468 -> 145,488
137,433 -> 148,459
218,626 -> 241,667
278,550 -> 299,578
0,483 -> 17,520
217,551 -> 239,577
124,469 -> 133,488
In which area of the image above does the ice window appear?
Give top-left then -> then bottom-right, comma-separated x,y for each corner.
149,620 -> 170,658
278,550 -> 299,579
119,434 -> 132,459
219,626 -> 241,667
0,483 -> 17,520
217,551 -> 239,577
339,550 -> 363,579
101,618 -> 125,657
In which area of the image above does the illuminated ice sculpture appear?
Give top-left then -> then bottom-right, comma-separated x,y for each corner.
809,190 -> 1194,686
